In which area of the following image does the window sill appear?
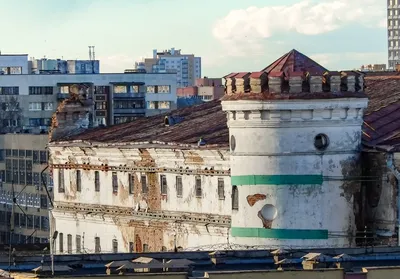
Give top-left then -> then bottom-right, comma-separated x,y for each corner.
219,197 -> 225,200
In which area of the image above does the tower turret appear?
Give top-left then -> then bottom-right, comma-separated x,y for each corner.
222,49 -> 368,248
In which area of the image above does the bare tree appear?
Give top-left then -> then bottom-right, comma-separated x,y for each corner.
0,96 -> 23,133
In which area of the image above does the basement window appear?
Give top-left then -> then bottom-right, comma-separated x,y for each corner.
176,176 -> 183,197
76,235 -> 81,253
218,178 -> 225,200
67,234 -> 72,254
112,172 -> 118,193
314,133 -> 329,151
95,237 -> 101,253
195,176 -> 202,198
112,239 -> 118,253
59,233 -> 64,253
160,175 -> 167,195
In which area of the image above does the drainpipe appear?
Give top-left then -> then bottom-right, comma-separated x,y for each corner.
386,153 -> 400,246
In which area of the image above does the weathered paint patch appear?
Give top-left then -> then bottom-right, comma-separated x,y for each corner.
183,151 -> 204,165
231,175 -> 323,185
246,194 -> 267,206
231,227 -> 328,239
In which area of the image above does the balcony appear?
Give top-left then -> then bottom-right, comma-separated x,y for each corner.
113,92 -> 145,99
113,108 -> 146,114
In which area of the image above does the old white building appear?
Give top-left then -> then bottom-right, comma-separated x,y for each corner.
48,50 -> 371,254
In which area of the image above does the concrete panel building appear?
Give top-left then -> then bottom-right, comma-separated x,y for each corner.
135,48 -> 201,87
388,0 -> 400,69
0,72 -> 177,130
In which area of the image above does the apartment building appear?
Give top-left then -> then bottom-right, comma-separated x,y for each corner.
0,133 -> 51,245
0,72 -> 177,130
388,0 -> 400,68
30,58 -> 100,74
177,77 -> 224,101
135,48 -> 201,87
0,53 -> 100,75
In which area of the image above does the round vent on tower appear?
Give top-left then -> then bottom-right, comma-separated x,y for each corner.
314,133 -> 329,151
230,135 -> 236,151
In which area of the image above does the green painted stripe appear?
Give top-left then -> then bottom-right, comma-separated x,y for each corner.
231,175 -> 323,185
231,227 -> 328,240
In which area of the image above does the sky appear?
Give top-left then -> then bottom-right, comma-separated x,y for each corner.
0,0 -> 387,77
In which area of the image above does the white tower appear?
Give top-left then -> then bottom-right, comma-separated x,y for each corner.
222,50 -> 368,248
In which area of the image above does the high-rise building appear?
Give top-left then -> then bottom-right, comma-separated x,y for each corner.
388,0 -> 400,69
134,48 -> 201,87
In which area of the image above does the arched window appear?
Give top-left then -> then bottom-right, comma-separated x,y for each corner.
112,239 -> 118,253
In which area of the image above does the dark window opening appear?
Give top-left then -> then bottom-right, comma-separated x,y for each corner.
141,175 -> 148,194
195,176 -> 202,198
76,170 -> 81,192
112,172 -> 118,193
128,173 -> 134,194
232,186 -> 239,210
160,175 -> 167,195
218,178 -> 225,200
176,176 -> 183,197
94,171 -> 100,192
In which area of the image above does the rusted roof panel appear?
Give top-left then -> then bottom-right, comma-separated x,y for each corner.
223,72 -> 238,79
261,49 -> 328,74
235,72 -> 251,79
57,100 -> 230,147
249,72 -> 265,78
363,75 -> 400,150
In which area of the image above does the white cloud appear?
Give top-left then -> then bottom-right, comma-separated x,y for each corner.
212,0 -> 385,57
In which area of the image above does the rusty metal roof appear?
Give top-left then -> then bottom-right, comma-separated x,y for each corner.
261,49 -> 328,74
363,75 -> 400,150
56,100 -> 230,147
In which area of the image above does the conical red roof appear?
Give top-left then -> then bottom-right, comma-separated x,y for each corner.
261,49 -> 328,74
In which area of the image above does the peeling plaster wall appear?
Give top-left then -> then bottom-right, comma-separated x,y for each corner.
223,99 -> 368,248
362,152 -> 397,235
49,145 -> 231,253
50,147 -> 230,214
52,211 -> 228,253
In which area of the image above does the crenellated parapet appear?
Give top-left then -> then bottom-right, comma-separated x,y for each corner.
224,70 -> 365,96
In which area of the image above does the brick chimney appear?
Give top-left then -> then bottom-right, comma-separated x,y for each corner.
328,71 -> 341,92
268,72 -> 284,93
357,73 -> 364,91
235,72 -> 251,93
341,72 -> 356,92
225,73 -> 237,94
288,72 -> 304,93
309,73 -> 323,93
249,72 -> 268,93
49,84 -> 94,141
